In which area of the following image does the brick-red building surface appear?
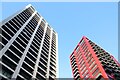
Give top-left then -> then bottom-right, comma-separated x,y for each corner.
70,36 -> 120,80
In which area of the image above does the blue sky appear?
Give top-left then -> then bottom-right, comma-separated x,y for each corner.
1,2 -> 118,78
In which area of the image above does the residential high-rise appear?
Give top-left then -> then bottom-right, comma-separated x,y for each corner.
0,4 -> 58,80
70,36 -> 120,80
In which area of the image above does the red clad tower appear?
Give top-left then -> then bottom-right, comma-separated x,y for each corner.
70,36 -> 120,80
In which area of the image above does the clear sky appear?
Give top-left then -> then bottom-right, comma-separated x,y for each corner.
1,2 -> 118,78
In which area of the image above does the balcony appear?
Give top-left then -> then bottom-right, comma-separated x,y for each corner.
11,18 -> 21,28
22,62 -> 34,75
4,49 -> 20,64
39,58 -> 47,66
19,68 -> 32,80
12,40 -> 25,52
9,20 -> 19,31
1,65 -> 13,79
36,72 -> 46,80
27,52 -> 37,62
49,70 -> 56,78
37,67 -> 46,76
24,57 -> 35,68
2,55 -> 17,71
39,62 -> 47,71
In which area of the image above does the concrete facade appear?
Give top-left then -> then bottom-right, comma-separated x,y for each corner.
0,4 -> 58,80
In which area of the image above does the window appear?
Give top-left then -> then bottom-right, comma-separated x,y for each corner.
80,40 -> 84,46
93,68 -> 99,76
89,61 -> 95,68
90,65 -> 97,73
76,46 -> 80,53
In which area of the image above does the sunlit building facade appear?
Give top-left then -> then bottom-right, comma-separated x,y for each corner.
0,4 -> 58,80
70,36 -> 120,80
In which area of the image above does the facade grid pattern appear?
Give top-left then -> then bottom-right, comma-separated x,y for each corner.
0,4 -> 58,80
70,36 -> 120,80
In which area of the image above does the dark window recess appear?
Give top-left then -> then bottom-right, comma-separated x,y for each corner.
34,36 -> 41,43
41,54 -> 48,62
30,22 -> 36,28
27,23 -> 34,30
44,41 -> 49,47
12,19 -> 21,28
29,22 -> 35,29
38,27 -> 44,33
36,73 -> 46,80
50,58 -> 56,64
5,50 -> 20,63
74,72 -> 79,78
42,47 -> 48,54
25,11 -> 31,18
21,31 -> 30,40
2,37 -> 8,45
31,19 -> 37,27
39,62 -> 47,71
2,65 -> 13,79
23,29 -> 31,38
30,45 -> 38,53
50,62 -> 56,68
21,11 -> 28,20
25,27 -> 32,35
26,25 -> 34,33
41,50 -> 48,58
4,23 -> 14,37
51,52 -> 56,58
32,41 -> 40,50
24,57 -> 35,67
76,76 -> 80,80
22,62 -> 33,74
28,49 -> 37,58
37,67 -> 46,76
44,41 -> 49,48
49,71 -> 56,77
51,55 -> 56,61
16,37 -> 27,48
38,33 -> 43,39
46,37 -> 50,41
19,13 -> 27,22
9,20 -> 19,30
26,52 -> 36,62
37,29 -> 43,35
40,58 -> 47,66
17,15 -> 25,23
37,32 -> 43,38
33,38 -> 40,47
43,44 -> 49,51
50,66 -> 56,73
6,22 -> 17,33
28,22 -> 34,29
2,55 -> 17,70
18,34 -> 28,44
2,27 -> 11,40
16,75 -> 24,80
35,36 -> 42,43
14,17 -> 23,26
9,45 -> 22,58
13,41 -> 25,52
0,42 -> 4,50
19,69 -> 32,80
49,76 -> 54,80
24,10 -> 30,18
2,25 -> 13,36
36,33 -> 42,39
28,48 -> 36,56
